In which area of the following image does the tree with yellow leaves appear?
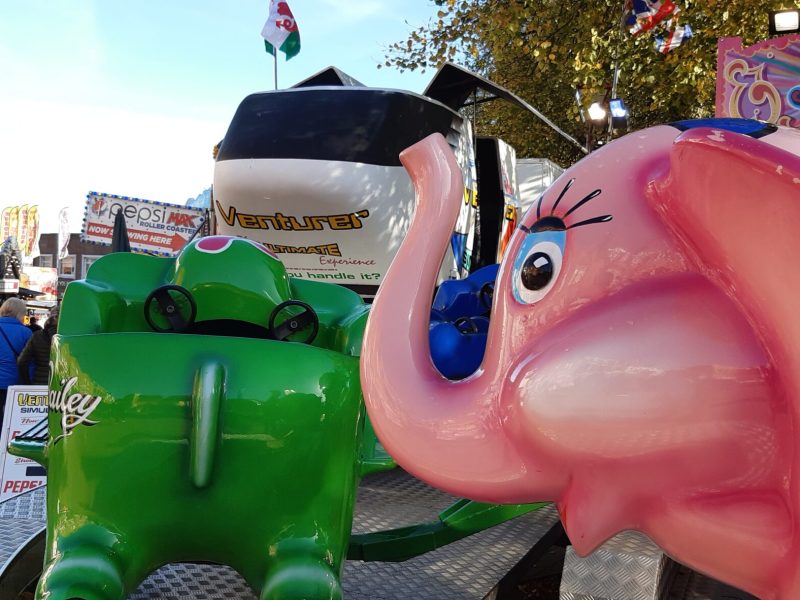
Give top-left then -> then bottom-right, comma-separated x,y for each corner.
384,0 -> 789,165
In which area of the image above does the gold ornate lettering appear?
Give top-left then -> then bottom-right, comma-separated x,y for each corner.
724,58 -> 782,122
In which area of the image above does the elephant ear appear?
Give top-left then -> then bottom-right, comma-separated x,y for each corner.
649,125 -> 800,509
649,127 -> 800,345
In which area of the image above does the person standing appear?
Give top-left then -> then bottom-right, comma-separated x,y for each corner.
18,306 -> 58,385
0,298 -> 33,426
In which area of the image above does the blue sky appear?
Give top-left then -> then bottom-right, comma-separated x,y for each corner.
0,0 -> 441,232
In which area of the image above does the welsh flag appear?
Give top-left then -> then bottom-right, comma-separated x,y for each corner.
261,0 -> 301,60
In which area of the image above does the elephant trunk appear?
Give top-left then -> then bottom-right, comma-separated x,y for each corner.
361,134 -> 530,502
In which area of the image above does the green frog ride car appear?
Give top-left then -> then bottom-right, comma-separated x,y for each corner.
10,235 -> 372,600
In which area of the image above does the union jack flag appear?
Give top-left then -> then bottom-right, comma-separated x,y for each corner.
654,21 -> 693,54
626,0 -> 678,36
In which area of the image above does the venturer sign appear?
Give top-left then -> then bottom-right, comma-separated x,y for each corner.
0,386 -> 48,502
82,192 -> 207,256
216,203 -> 370,232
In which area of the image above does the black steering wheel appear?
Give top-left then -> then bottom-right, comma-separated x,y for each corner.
454,316 -> 480,334
268,300 -> 319,344
479,282 -> 495,313
144,285 -> 197,333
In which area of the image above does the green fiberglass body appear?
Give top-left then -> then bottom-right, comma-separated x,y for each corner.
10,236 -> 372,600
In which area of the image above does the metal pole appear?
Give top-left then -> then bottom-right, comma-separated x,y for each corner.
609,0 -> 627,141
274,52 -> 278,90
472,89 -> 477,137
611,2 -> 627,107
514,95 -> 589,155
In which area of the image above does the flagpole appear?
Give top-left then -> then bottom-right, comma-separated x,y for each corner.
263,0 -> 300,90
614,0 -> 628,98
608,0 -> 628,143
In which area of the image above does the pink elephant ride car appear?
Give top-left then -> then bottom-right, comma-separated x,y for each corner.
361,118 -> 800,600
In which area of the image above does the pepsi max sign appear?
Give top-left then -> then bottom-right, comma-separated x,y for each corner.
82,192 -> 207,256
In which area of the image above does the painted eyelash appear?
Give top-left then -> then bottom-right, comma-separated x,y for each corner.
530,179 -> 612,230
564,188 -> 602,217
567,214 -> 613,229
549,178 -> 575,215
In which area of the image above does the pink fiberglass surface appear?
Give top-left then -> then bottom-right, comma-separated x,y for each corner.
361,125 -> 800,599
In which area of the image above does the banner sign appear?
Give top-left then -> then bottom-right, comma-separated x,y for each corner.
82,192 -> 207,257
716,34 -> 800,127
0,204 -> 40,264
21,267 -> 59,301
0,385 -> 48,502
57,206 -> 70,260
496,139 -> 520,263
0,280 -> 19,294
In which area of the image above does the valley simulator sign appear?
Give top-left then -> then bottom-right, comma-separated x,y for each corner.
82,192 -> 207,256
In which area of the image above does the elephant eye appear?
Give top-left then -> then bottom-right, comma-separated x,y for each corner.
521,252 -> 554,291
512,233 -> 565,305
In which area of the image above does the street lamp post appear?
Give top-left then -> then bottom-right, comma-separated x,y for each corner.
575,86 -> 602,152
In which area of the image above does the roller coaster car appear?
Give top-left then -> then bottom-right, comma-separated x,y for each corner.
10,235 -> 372,600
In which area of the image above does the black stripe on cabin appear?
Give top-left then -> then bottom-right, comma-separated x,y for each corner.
217,88 -> 461,167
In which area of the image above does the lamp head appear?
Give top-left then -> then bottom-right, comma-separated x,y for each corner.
769,9 -> 800,36
609,98 -> 629,130
588,102 -> 607,123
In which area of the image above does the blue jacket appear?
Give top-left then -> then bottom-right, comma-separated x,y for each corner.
0,317 -> 32,389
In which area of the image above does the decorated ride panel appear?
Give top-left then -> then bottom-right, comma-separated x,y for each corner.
717,34 -> 800,128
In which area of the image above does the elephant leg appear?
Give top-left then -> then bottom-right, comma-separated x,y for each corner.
260,557 -> 342,600
36,545 -> 125,600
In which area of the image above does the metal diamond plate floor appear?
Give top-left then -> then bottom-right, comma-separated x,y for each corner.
559,531 -> 756,600
0,487 -> 46,574
130,564 -> 254,599
343,471 -> 559,599
560,532 -> 670,600
0,474 -> 757,599
127,469 -> 559,599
